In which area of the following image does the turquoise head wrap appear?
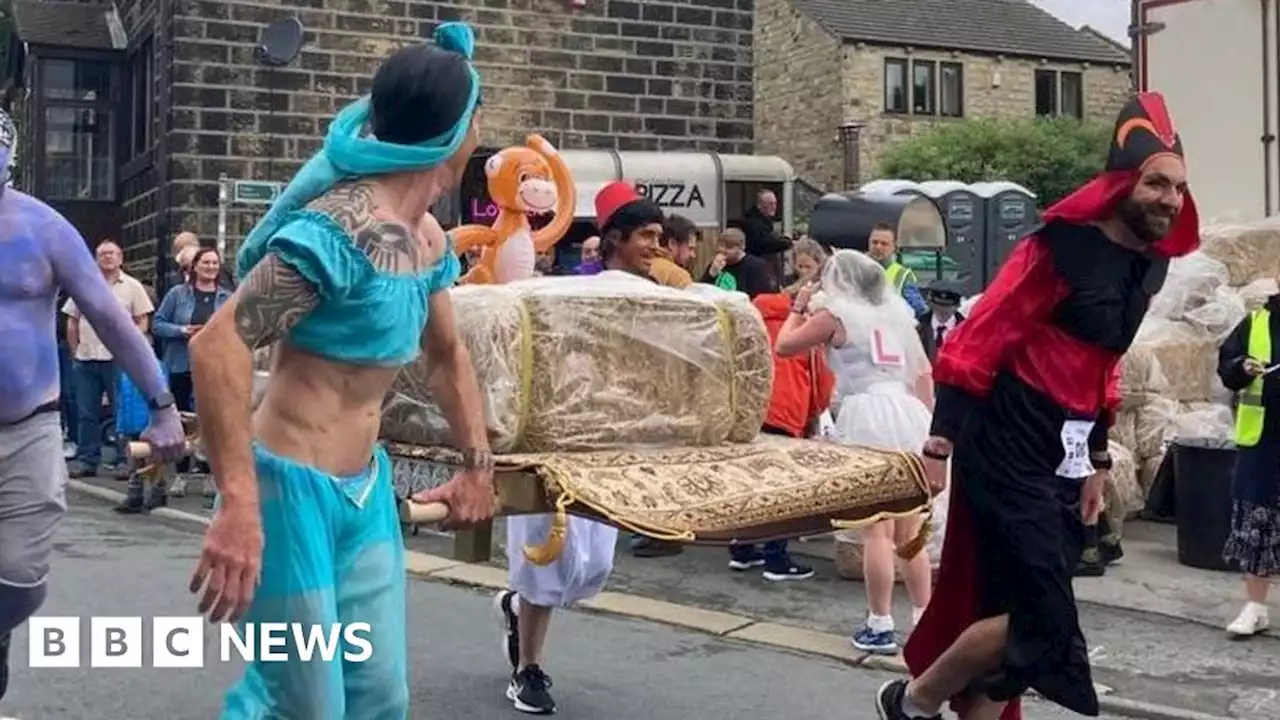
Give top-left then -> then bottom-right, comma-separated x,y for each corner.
237,22 -> 480,280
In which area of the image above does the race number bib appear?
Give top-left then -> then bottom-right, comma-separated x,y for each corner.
869,328 -> 906,367
1055,419 -> 1096,479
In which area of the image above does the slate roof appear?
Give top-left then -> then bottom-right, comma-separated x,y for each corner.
789,0 -> 1132,64
11,0 -> 125,51
1080,25 -> 1132,56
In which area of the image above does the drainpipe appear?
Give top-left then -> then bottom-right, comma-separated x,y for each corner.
155,0 -> 174,278
1267,0 -> 1277,215
838,121 -> 864,191
1130,0 -> 1140,86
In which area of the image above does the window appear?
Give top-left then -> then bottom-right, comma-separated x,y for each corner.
41,59 -> 111,103
127,38 -> 155,159
886,58 -> 964,117
884,59 -> 908,113
39,58 -> 116,201
939,62 -> 964,118
1060,71 -> 1083,119
44,107 -> 113,200
1035,70 -> 1058,115
912,61 -> 936,114
1035,69 -> 1084,119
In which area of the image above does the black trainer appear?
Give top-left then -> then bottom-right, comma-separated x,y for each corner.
762,556 -> 815,582
145,484 -> 168,510
113,479 -> 147,514
1074,546 -> 1107,577
630,536 -> 683,557
875,679 -> 941,720
493,590 -> 520,670
0,632 -> 10,701
1100,540 -> 1124,566
507,664 -> 555,715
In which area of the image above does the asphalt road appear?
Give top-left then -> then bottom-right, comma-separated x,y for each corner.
2,498 -> 1132,719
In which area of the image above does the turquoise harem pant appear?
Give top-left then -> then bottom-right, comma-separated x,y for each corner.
221,443 -> 408,720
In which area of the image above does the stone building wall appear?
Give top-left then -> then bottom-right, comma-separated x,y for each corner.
755,3 -> 1132,191
844,45 -> 1131,187
161,0 -> 755,253
753,0 -> 843,193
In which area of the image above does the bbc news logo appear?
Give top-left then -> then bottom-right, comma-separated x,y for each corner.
28,617 -> 374,668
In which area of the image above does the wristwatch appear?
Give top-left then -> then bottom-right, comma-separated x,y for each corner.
459,448 -> 494,471
147,391 -> 176,412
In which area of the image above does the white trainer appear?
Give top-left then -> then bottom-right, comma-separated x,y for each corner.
1226,602 -> 1270,638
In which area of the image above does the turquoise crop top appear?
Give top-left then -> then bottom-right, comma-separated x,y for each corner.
238,209 -> 460,366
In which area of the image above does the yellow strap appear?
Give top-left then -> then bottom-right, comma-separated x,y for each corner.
713,304 -> 738,427
513,297 -> 535,450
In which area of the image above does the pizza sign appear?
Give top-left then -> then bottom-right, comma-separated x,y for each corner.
635,181 -> 707,210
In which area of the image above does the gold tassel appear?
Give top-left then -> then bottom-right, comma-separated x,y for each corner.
895,508 -> 932,561
522,492 -> 571,566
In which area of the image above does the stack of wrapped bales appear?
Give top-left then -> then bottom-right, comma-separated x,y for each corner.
1115,217 -> 1280,510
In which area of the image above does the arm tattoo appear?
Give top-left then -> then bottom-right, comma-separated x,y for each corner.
308,182 -> 426,274
233,253 -> 319,349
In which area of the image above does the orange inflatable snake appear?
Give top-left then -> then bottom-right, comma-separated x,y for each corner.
452,134 -> 576,284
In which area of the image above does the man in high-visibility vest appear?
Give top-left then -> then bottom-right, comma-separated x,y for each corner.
868,222 -> 928,315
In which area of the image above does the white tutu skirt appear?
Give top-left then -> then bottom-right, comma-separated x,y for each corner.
506,514 -> 618,608
830,382 -> 949,567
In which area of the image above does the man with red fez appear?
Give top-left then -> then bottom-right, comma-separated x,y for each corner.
881,92 -> 1199,720
594,180 -> 666,278
490,181 -> 666,715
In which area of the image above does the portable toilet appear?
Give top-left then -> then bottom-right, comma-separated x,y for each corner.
807,192 -> 946,254
918,181 -> 985,294
857,179 -> 925,197
971,181 -> 1038,285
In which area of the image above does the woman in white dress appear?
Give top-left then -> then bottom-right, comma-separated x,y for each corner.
776,249 -> 936,656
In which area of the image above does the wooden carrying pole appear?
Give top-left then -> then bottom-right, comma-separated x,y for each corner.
398,500 -> 449,524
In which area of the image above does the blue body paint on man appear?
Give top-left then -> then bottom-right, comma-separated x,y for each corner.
0,108 -> 186,699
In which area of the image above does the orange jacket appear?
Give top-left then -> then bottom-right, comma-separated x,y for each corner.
752,294 -> 836,437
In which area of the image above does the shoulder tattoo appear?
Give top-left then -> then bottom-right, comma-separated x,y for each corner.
233,253 -> 319,349
308,182 -> 425,274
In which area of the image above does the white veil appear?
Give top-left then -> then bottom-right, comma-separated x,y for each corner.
810,249 -> 930,379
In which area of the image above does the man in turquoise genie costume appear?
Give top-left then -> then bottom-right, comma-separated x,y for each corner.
187,23 -> 495,718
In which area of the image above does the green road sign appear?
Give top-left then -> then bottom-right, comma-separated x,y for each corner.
233,180 -> 283,205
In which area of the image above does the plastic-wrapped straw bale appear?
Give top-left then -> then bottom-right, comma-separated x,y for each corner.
1199,217 -> 1280,286
1146,252 -> 1230,321
1239,278 -> 1279,312
382,273 -> 773,453
1131,319 -> 1218,403
1210,372 -> 1236,406
1118,343 -> 1169,410
1183,285 -> 1248,343
1172,401 -> 1235,443
1106,442 -> 1143,524
1111,409 -> 1138,454
1134,396 -> 1178,460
